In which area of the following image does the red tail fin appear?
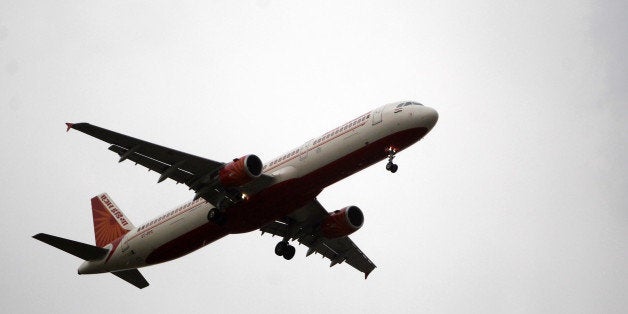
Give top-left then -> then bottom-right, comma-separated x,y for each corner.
91,193 -> 135,247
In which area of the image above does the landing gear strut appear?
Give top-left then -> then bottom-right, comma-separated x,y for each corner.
274,241 -> 296,260
385,147 -> 399,173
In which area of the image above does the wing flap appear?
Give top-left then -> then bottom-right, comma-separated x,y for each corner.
108,145 -> 194,184
327,237 -> 376,278
69,122 -> 275,202
70,122 -> 223,175
260,200 -> 376,279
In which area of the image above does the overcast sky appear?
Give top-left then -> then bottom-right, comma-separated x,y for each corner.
1,1 -> 626,313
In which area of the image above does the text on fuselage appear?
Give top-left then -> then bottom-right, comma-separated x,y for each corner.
100,194 -> 129,226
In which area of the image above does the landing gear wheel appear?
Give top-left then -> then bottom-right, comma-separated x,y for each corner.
207,208 -> 218,220
386,162 -> 398,173
390,164 -> 398,173
283,245 -> 296,260
275,241 -> 288,256
207,208 -> 226,225
385,147 -> 399,173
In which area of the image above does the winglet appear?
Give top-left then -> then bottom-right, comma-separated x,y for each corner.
65,123 -> 74,132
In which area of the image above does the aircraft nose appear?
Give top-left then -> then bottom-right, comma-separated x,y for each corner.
420,106 -> 439,130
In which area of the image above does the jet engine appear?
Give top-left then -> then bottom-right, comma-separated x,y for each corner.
320,206 -> 364,239
218,155 -> 263,187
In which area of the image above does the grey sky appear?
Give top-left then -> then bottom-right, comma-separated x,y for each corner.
1,1 -> 626,313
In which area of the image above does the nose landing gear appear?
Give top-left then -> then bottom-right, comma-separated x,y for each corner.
385,147 -> 399,173
386,162 -> 398,173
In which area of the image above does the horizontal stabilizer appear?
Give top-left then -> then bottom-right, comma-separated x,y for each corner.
33,233 -> 109,261
111,269 -> 149,289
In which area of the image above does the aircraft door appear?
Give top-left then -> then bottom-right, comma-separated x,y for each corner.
299,140 -> 312,161
372,107 -> 383,125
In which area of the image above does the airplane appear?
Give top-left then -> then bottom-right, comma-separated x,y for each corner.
33,101 -> 438,288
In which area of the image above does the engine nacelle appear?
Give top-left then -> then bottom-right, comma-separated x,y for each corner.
320,206 -> 364,239
218,155 -> 263,187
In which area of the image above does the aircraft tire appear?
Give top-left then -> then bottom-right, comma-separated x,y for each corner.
208,208 -> 227,225
207,208 -> 218,220
390,164 -> 398,173
275,241 -> 288,256
283,245 -> 296,260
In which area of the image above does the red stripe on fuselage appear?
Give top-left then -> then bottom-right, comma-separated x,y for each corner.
105,236 -> 123,263
265,120 -> 367,173
127,199 -> 204,242
144,127 -> 429,265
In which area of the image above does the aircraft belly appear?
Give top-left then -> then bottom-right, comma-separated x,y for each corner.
144,222 -> 228,265
105,203 -> 215,269
141,204 -> 231,265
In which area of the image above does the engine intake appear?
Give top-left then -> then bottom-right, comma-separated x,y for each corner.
320,206 -> 364,239
218,155 -> 263,187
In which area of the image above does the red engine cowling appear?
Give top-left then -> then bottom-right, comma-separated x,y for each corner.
320,206 -> 364,239
218,155 -> 263,187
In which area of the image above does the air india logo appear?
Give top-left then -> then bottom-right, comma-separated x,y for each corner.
99,194 -> 129,226
91,194 -> 131,247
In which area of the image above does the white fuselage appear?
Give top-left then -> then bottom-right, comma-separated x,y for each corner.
79,102 -> 438,274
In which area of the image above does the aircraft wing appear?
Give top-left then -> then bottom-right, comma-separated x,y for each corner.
260,200 -> 376,279
67,122 -> 271,201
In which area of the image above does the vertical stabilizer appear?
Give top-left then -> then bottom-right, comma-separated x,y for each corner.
91,193 -> 134,247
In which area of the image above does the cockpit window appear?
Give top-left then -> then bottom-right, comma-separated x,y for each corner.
396,102 -> 423,108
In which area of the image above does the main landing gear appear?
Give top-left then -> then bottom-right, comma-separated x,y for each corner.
275,241 -> 296,260
206,189 -> 245,225
207,207 -> 226,225
385,147 -> 399,173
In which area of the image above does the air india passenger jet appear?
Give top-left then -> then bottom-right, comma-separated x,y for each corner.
34,101 -> 438,288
